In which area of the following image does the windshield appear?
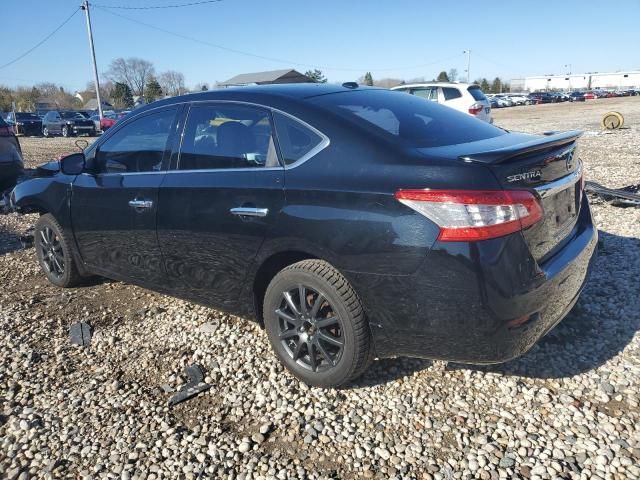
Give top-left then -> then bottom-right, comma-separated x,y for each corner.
60,111 -> 86,119
16,113 -> 41,120
309,89 -> 504,148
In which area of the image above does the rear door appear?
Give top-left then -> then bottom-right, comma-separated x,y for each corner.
410,86 -> 439,102
71,106 -> 179,285
157,102 -> 284,309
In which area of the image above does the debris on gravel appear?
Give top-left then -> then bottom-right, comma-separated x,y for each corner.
1,100 -> 639,478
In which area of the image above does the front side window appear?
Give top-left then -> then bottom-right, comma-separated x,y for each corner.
272,112 -> 325,166
95,108 -> 176,174
178,104 -> 279,170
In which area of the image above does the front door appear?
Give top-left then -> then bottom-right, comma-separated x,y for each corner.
71,106 -> 179,286
157,102 -> 285,309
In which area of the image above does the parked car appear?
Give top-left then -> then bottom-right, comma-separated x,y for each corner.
583,91 -> 596,100
90,113 -> 118,132
0,116 -> 24,193
569,92 -> 586,102
505,94 -> 530,105
528,92 -> 556,104
5,112 -> 43,136
391,82 -> 492,123
42,111 -> 96,137
11,84 -> 597,387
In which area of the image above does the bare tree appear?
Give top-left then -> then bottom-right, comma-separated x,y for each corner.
86,80 -> 115,102
448,68 -> 458,82
158,70 -> 186,97
105,57 -> 155,97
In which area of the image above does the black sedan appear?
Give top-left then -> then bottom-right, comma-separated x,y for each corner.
569,92 -> 586,102
6,111 -> 43,136
42,110 -> 96,137
11,84 -> 597,387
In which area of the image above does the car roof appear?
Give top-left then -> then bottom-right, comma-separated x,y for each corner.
131,83 -> 385,116
391,82 -> 473,89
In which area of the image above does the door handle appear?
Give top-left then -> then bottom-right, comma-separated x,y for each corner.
230,207 -> 269,218
128,198 -> 153,210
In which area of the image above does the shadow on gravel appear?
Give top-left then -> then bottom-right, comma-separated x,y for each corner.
0,226 -> 28,255
456,230 -> 640,379
350,357 -> 432,388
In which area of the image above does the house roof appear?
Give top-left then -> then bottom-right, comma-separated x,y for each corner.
220,69 -> 313,86
84,98 -> 113,110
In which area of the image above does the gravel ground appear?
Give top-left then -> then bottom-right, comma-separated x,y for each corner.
1,98 -> 639,480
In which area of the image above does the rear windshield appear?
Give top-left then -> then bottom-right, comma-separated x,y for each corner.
309,89 -> 504,148
467,86 -> 487,101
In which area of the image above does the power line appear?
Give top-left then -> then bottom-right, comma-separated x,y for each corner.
93,5 -> 462,73
0,8 -> 80,70
92,0 -> 224,10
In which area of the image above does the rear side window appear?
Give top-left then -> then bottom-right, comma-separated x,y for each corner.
96,108 -> 176,174
178,104 -> 279,170
468,86 -> 487,101
410,87 -> 438,102
442,87 -> 462,101
273,112 -> 325,166
309,89 -> 504,148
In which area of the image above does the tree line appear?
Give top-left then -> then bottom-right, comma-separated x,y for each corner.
1,61 -> 512,112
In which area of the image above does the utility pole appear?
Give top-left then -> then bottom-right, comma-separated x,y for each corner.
81,1 -> 103,119
463,50 -> 471,83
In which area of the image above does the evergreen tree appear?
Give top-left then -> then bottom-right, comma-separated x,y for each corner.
111,82 -> 133,109
144,77 -> 163,103
480,78 -> 490,92
363,72 -> 374,86
436,71 -> 450,82
304,69 -> 327,83
491,77 -> 503,94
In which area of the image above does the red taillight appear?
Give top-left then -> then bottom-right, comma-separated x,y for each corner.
468,103 -> 483,115
0,125 -> 14,136
395,189 -> 544,241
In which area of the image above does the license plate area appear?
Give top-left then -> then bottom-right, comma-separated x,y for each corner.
549,184 -> 578,229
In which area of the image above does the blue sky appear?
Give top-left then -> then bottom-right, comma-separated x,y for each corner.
1,0 -> 639,91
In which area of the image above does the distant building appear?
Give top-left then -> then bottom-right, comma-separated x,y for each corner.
219,69 -> 314,87
83,98 -> 113,111
34,98 -> 58,112
511,71 -> 640,92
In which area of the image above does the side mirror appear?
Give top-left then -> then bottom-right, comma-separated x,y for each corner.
60,152 -> 86,175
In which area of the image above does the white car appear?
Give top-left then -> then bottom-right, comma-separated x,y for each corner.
391,82 -> 492,123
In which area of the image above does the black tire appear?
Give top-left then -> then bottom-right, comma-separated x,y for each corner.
34,214 -> 83,288
61,125 -> 70,137
263,259 -> 373,387
42,126 -> 49,137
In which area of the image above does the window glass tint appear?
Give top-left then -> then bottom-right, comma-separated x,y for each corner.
442,87 -> 462,100
309,89 -> 505,148
468,86 -> 487,101
273,112 -> 324,165
96,108 -> 176,174
179,104 -> 278,170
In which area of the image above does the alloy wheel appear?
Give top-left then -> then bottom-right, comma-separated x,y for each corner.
276,285 -> 344,372
39,226 -> 65,278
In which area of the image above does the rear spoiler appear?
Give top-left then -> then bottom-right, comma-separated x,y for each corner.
459,130 -> 583,164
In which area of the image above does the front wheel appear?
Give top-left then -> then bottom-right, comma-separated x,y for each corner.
34,214 -> 83,288
43,126 -> 50,137
263,260 -> 373,387
62,125 -> 71,137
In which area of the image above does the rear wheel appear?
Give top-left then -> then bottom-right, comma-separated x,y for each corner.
263,260 -> 373,387
61,125 -> 70,137
34,214 -> 83,288
42,126 -> 49,137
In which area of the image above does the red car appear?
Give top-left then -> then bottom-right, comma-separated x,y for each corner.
583,91 -> 596,100
90,113 -> 118,132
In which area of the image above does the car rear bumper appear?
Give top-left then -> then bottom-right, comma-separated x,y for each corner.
348,194 -> 597,363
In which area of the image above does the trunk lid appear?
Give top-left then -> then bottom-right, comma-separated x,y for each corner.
419,131 -> 583,261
